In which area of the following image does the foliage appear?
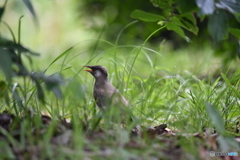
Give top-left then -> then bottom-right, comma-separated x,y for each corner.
79,0 -> 240,62
77,0 -> 162,46
0,0 -> 63,115
0,65 -> 240,159
131,0 -> 240,60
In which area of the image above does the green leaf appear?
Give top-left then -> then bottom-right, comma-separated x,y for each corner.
208,10 -> 228,42
35,81 -> 44,103
44,74 -> 64,99
166,22 -> 189,41
228,28 -> 240,39
182,13 -> 197,25
196,0 -> 215,15
182,19 -> 199,35
0,49 -> 12,84
131,10 -> 165,22
206,102 -> 225,134
171,16 -> 198,35
0,38 -> 39,56
22,0 -> 39,26
179,13 -> 199,34
50,86 -> 62,99
170,17 -> 186,28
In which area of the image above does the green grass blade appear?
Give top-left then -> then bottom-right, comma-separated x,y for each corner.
44,47 -> 73,73
206,102 -> 225,134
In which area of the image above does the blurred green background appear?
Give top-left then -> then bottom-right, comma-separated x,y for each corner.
2,0 -> 233,78
1,0 -> 239,104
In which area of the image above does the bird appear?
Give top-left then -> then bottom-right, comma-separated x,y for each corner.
84,65 -> 140,134
83,65 -> 129,109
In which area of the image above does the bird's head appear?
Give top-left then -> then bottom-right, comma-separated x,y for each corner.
84,65 -> 108,80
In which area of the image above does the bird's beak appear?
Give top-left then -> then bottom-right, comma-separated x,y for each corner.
83,66 -> 93,72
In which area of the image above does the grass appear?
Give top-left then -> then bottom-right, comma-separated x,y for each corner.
0,40 -> 240,159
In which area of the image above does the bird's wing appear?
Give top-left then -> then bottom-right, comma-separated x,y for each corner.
105,83 -> 129,107
93,88 -> 106,108
112,92 -> 129,107
94,82 -> 129,108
